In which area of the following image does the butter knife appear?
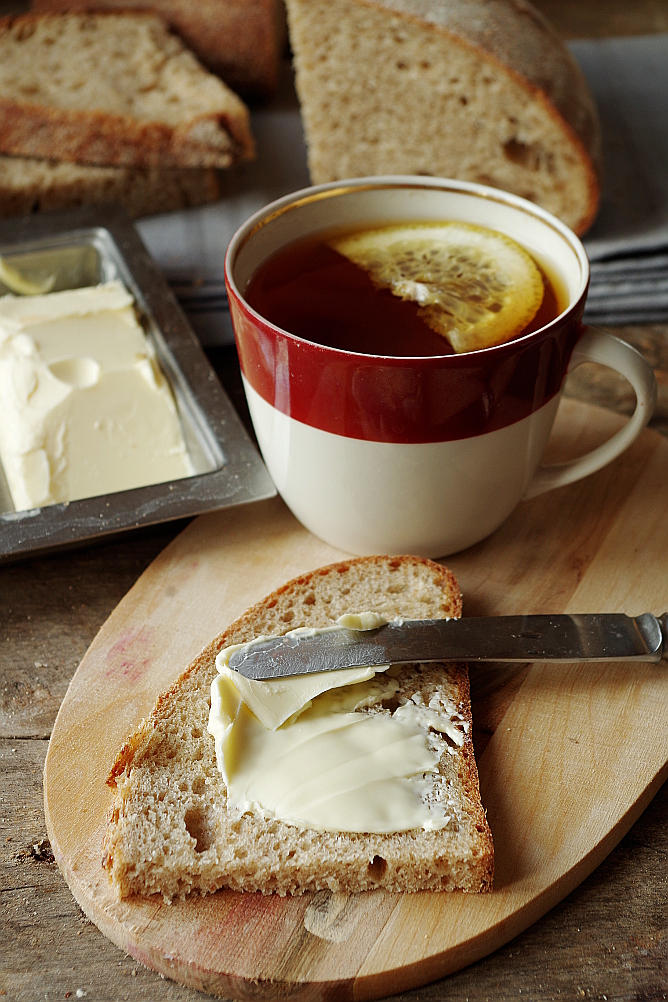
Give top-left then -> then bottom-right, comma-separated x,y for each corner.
227,613 -> 668,680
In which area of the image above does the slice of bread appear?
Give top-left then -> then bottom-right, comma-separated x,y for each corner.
284,0 -> 601,234
0,12 -> 255,168
30,0 -> 287,100
103,555 -> 494,901
0,154 -> 220,217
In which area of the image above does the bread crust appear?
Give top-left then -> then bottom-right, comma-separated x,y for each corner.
0,12 -> 255,168
103,556 -> 493,900
0,155 -> 221,217
367,0 -> 601,233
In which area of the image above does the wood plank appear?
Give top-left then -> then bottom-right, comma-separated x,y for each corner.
42,400 -> 668,1000
0,738 -> 205,1000
0,524 -> 181,740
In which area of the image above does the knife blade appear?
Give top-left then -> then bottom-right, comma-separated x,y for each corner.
227,613 -> 668,680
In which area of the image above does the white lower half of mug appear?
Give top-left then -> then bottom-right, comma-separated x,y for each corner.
244,377 -> 558,556
243,328 -> 656,557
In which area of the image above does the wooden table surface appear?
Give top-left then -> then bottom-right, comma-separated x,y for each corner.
2,3 -> 668,1000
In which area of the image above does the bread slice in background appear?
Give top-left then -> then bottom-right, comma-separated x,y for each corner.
30,0 -> 287,99
0,154 -> 221,217
0,12 -> 255,168
103,555 -> 493,901
284,0 -> 601,234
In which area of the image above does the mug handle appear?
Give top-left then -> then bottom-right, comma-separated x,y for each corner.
524,327 -> 658,500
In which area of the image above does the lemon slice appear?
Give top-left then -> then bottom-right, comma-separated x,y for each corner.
0,256 -> 56,296
331,222 -> 544,353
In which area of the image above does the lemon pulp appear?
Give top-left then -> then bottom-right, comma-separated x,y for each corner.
331,222 -> 544,353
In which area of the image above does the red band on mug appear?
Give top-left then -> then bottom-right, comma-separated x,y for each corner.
228,292 -> 585,444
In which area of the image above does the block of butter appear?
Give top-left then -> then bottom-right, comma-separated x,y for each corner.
0,280 -> 193,511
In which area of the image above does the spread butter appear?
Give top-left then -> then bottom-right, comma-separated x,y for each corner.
208,614 -> 468,833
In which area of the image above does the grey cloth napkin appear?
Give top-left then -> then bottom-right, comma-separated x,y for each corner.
573,34 -> 668,326
137,37 -> 668,344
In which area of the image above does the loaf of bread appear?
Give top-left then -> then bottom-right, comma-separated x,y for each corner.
30,0 -> 287,99
0,12 -> 255,169
0,154 -> 220,217
103,555 -> 493,901
285,0 -> 601,234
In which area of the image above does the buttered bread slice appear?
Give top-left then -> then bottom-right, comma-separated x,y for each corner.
0,12 -> 254,168
103,556 -> 493,900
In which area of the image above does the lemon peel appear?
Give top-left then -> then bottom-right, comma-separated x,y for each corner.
0,257 -> 56,296
331,222 -> 544,353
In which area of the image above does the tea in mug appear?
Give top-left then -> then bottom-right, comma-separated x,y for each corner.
244,221 -> 566,357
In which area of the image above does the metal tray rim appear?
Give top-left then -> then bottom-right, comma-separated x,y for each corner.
0,204 -> 275,562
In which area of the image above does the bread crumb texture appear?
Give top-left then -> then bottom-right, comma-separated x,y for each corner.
285,0 -> 601,234
30,0 -> 286,99
103,555 -> 494,901
0,12 -> 254,167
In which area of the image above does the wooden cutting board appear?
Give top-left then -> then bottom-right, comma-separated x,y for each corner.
44,398 -> 668,1001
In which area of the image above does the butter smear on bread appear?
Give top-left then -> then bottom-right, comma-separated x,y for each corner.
208,613 -> 469,834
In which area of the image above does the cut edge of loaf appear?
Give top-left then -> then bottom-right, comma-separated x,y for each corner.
285,0 -> 601,235
409,0 -> 601,234
0,12 -> 255,168
102,556 -> 494,901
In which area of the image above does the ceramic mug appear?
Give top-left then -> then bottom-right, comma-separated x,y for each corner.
225,177 -> 657,557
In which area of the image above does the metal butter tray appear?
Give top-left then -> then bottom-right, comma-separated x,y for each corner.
0,205 -> 276,562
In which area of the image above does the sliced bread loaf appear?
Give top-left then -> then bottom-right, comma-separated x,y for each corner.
285,0 -> 601,234
103,555 -> 494,901
30,0 -> 287,100
0,154 -> 220,217
0,12 -> 254,168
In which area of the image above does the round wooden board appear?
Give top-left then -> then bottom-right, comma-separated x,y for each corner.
44,399 -> 668,1001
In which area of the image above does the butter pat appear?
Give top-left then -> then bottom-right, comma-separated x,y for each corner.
0,281 -> 193,511
335,611 -> 389,631
209,614 -> 469,834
